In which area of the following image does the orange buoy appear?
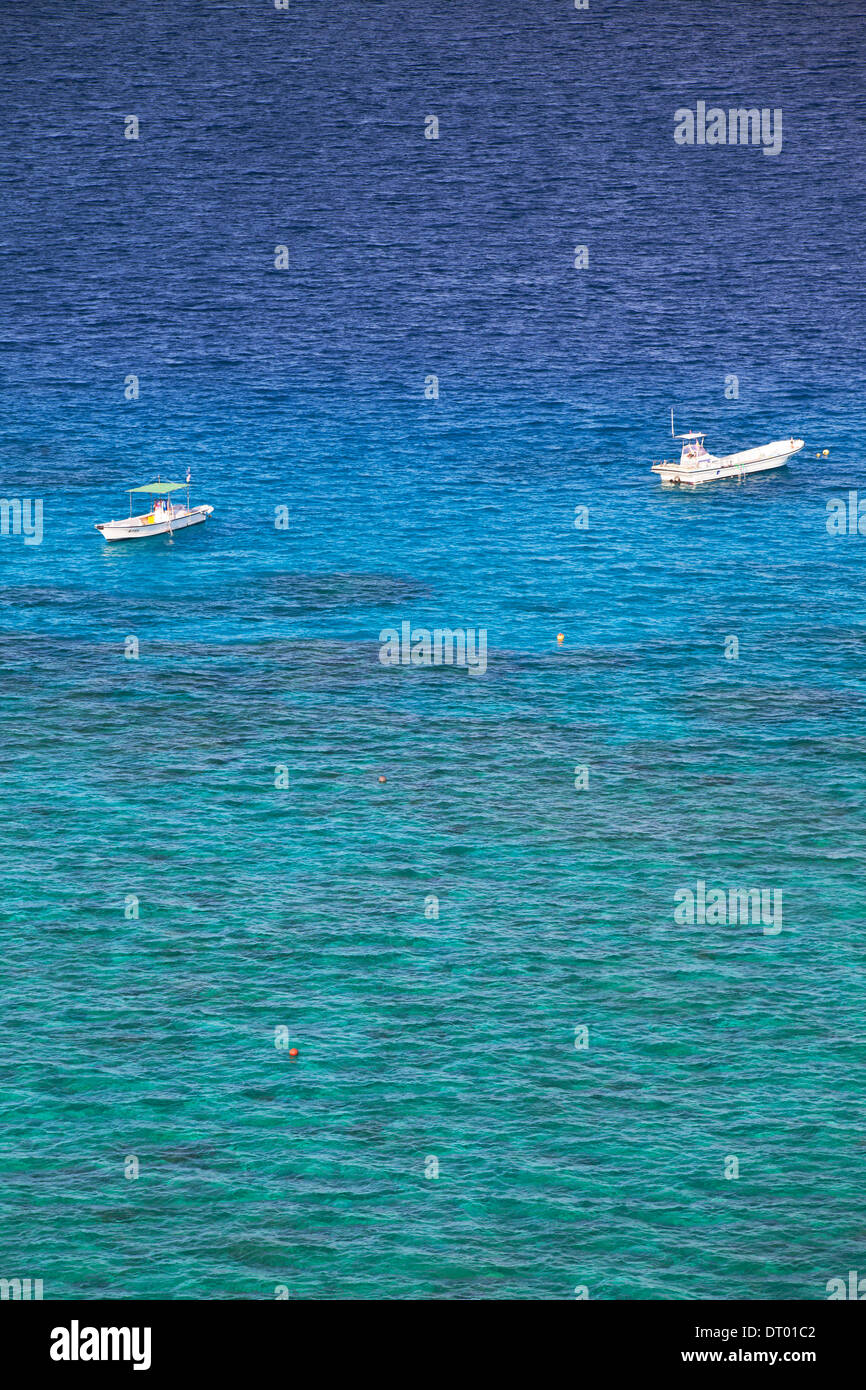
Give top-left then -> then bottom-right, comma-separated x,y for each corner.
289,1047 -> 299,1058
378,775 -> 387,783
556,633 -> 565,644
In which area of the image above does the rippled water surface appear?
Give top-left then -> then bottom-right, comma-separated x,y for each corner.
1,0 -> 865,1298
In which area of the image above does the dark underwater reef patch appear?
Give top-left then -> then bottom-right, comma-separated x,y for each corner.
252,571 -> 431,610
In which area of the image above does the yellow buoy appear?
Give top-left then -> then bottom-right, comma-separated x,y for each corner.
556,633 -> 565,644
822,449 -> 829,457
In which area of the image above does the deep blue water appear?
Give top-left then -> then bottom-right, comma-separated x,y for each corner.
1,0 -> 866,1299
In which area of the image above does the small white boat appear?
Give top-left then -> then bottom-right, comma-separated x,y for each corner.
96,478 -> 213,541
652,431 -> 804,486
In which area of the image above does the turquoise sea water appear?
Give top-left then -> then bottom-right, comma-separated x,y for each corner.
1,0 -> 866,1298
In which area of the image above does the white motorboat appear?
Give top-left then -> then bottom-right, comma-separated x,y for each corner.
96,478 -> 213,541
652,431 -> 804,486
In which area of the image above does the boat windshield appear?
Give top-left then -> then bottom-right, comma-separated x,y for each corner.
680,435 -> 708,459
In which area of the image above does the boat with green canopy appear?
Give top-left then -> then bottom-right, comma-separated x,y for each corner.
95,476 -> 213,542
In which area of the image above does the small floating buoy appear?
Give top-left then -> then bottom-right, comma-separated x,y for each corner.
822,449 -> 829,457
289,1047 -> 299,1058
378,775 -> 387,783
556,633 -> 565,644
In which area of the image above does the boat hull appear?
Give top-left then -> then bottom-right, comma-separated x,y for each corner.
96,505 -> 213,541
653,439 -> 804,486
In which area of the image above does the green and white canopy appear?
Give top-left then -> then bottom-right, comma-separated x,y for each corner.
128,481 -> 188,494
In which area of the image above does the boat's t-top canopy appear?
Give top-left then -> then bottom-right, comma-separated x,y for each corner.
675,432 -> 706,441
128,481 -> 188,495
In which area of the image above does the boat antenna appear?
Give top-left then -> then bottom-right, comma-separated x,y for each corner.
670,407 -> 675,438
